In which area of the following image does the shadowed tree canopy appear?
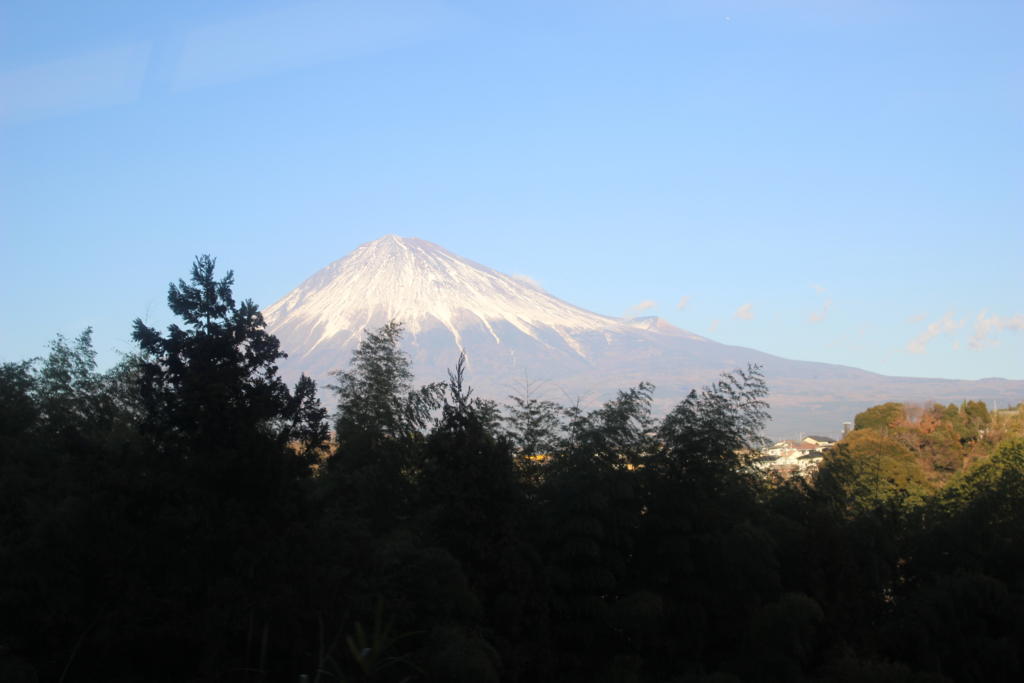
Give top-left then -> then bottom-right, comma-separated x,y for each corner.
330,320 -> 443,448
8,265 -> 1024,683
131,255 -> 326,475
657,363 -> 770,478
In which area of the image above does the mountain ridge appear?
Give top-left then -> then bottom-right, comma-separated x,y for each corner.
264,236 -> 1024,439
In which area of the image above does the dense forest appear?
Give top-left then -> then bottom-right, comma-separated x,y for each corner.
2,256 -> 1024,683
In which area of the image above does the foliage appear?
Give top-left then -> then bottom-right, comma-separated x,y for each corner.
5,259 -> 1024,682
0,360 -> 37,439
324,321 -> 442,532
655,364 -> 770,484
816,429 -> 932,514
504,381 -> 564,458
132,255 -> 325,456
854,402 -> 905,432
331,321 -> 442,446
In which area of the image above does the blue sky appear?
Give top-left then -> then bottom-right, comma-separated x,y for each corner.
2,0 -> 1022,380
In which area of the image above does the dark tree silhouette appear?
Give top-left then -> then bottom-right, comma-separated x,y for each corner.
6,264 -> 1024,683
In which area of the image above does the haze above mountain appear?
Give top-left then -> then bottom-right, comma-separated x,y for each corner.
264,236 -> 1024,438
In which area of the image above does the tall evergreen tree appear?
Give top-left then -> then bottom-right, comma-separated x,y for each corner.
132,256 -> 324,459
127,255 -> 328,679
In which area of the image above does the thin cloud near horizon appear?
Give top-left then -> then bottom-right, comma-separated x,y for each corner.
625,299 -> 657,318
809,299 -> 832,323
970,311 -> 1024,350
906,312 -> 962,354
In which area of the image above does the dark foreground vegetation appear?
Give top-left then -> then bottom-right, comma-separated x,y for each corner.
2,256 -> 1024,683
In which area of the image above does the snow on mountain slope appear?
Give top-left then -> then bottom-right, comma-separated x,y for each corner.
267,236 -> 607,351
264,236 -> 1024,439
264,235 -> 703,363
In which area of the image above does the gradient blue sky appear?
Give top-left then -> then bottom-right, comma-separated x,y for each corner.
2,0 -> 1022,380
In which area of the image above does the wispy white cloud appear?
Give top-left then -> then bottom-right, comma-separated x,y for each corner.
0,42 -> 151,122
969,311 -> 1024,350
173,0 -> 467,90
511,274 -> 543,291
734,303 -> 753,320
625,300 -> 656,318
709,319 -> 720,333
809,298 -> 832,323
906,312 -> 963,354
811,283 -> 826,294
907,313 -> 927,323
676,295 -> 690,311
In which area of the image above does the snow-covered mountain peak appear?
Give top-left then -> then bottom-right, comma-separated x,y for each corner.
262,236 -> 624,352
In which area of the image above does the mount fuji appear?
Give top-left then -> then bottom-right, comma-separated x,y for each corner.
264,236 -> 1024,438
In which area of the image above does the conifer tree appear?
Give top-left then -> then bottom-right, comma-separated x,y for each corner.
127,256 -> 328,678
